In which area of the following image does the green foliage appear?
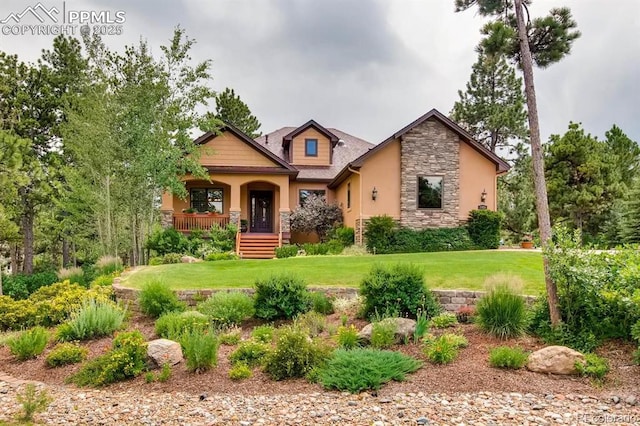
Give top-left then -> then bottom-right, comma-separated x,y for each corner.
476,279 -> 527,339
336,325 -> 360,349
45,342 -> 88,367
229,341 -> 270,367
499,155 -> 537,239
633,348 -> 640,366
1,272 -> 58,300
424,335 -> 459,364
275,245 -> 298,259
56,299 -> 125,342
467,210 -> 503,249
197,291 -> 254,326
319,348 -> 422,393
57,266 -> 87,287
145,228 -> 189,256
208,223 -> 238,252
214,87 -> 262,138
204,252 -> 239,261
251,325 -> 275,343
139,280 -> 185,318
69,330 -> 147,387
219,328 -> 242,345
154,311 -> 210,341
180,329 -> 219,373
162,253 -> 183,264
489,346 -> 529,369
95,255 -> 123,276
7,327 -> 49,361
575,353 -> 609,381
144,363 -> 172,383
364,215 -> 396,253
253,275 -> 311,320
360,263 -> 439,319
429,312 -> 458,328
295,311 -> 327,337
91,274 -> 115,287
456,306 -> 476,324
440,333 -> 468,349
15,383 -> 52,423
414,310 -> 430,342
620,177 -> 640,244
330,226 -> 355,247
370,320 -> 397,349
228,363 -> 253,380
263,325 -> 332,380
309,291 -> 334,315
632,321 -> 640,344
149,257 -> 164,266
290,194 -> 344,242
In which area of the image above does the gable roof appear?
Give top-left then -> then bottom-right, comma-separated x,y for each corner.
282,119 -> 340,146
329,108 -> 510,188
194,123 -> 297,173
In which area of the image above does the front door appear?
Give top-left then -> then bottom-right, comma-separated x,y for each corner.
249,191 -> 273,233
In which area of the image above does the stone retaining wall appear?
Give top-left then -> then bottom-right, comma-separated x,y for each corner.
113,281 -> 536,313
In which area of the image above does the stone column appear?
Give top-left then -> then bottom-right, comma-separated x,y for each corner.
160,210 -> 174,229
279,210 -> 291,244
229,210 -> 241,227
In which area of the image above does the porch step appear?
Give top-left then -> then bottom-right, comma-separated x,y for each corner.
238,234 -> 279,259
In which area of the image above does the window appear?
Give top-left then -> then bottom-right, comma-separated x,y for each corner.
347,182 -> 351,209
417,176 -> 443,209
190,188 -> 223,213
299,189 -> 326,206
305,138 -> 318,157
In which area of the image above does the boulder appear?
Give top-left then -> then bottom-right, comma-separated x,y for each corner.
181,255 -> 201,263
147,338 -> 183,368
527,346 -> 584,375
358,318 -> 416,343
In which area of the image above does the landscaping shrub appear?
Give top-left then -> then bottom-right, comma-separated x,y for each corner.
476,276 -> 527,339
45,343 -> 88,368
139,280 -> 185,318
330,226 -> 355,247
467,209 -> 503,249
309,291 -> 334,315
370,320 -> 397,349
57,267 -> 86,287
229,363 -> 253,380
455,306 -> 476,324
295,311 -> 327,337
251,325 -> 275,343
575,353 -> 610,381
413,310 -> 430,342
302,242 -> 330,256
275,244 -> 298,259
429,312 -> 458,328
197,291 -> 254,326
219,327 -> 242,345
319,348 -> 422,393
254,275 -> 311,320
91,275 -> 115,287
229,341 -> 270,367
7,327 -> 49,361
336,325 -> 360,349
263,325 -> 332,380
440,333 -> 468,348
68,330 -> 147,387
56,299 -> 126,342
95,255 -> 123,276
424,335 -> 459,364
148,257 -> 164,266
15,383 -> 51,423
180,329 -> 219,373
364,215 -> 397,253
145,227 -> 189,256
209,223 -> 238,252
360,263 -> 439,319
154,311 -> 210,341
489,346 -> 529,369
204,252 -> 239,261
341,245 -> 370,256
162,253 -> 183,264
1,272 -> 58,300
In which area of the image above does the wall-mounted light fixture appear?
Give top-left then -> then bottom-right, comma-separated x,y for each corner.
372,187 -> 378,201
481,189 -> 487,203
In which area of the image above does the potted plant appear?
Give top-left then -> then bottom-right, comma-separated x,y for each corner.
183,208 -> 196,215
520,233 -> 533,249
240,219 -> 248,233
207,206 -> 218,215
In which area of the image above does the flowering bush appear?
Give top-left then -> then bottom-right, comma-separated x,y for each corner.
290,194 -> 343,241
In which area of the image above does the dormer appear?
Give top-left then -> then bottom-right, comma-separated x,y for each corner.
282,120 -> 339,166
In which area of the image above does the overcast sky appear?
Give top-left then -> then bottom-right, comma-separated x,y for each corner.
1,0 -> 638,145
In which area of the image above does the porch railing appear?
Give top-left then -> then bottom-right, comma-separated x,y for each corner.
173,213 -> 230,232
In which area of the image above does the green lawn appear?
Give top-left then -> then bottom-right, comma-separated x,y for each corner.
119,250 -> 545,295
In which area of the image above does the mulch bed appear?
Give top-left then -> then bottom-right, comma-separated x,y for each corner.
1,312 -> 639,398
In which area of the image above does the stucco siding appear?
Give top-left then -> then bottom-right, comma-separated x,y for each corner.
459,143 -> 498,219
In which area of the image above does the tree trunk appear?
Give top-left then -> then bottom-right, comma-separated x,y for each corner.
513,0 -> 561,326
21,209 -> 34,274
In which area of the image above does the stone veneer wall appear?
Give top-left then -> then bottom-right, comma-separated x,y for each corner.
113,281 -> 536,313
400,117 -> 460,228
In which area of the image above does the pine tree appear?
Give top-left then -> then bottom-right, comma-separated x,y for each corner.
214,88 -> 262,138
451,53 -> 527,154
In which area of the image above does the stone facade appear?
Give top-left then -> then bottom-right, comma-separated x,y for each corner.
160,210 -> 173,229
400,117 -> 460,229
229,210 -> 241,227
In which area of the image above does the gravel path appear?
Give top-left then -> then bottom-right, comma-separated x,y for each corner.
2,375 -> 640,425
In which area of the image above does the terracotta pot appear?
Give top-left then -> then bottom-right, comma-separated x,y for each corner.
520,241 -> 534,249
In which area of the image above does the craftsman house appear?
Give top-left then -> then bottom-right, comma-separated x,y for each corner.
160,109 -> 509,258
